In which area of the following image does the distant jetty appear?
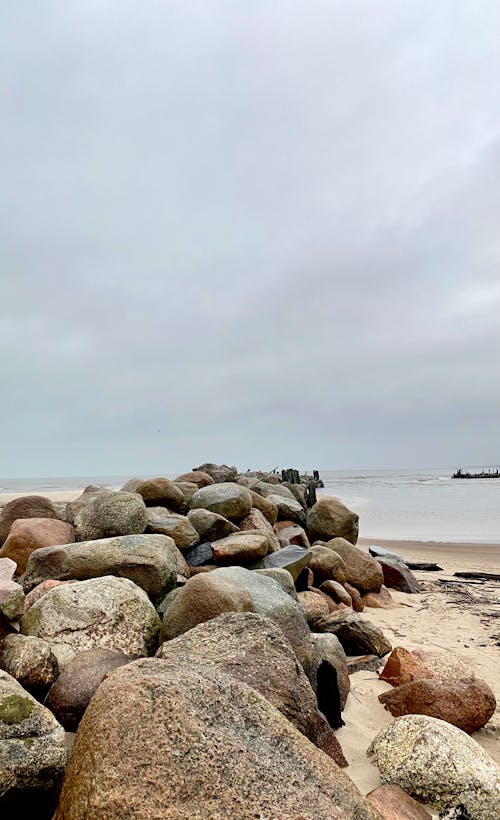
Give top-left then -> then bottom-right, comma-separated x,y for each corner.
452,467 -> 500,479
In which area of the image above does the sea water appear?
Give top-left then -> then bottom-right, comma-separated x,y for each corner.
1,467 -> 499,543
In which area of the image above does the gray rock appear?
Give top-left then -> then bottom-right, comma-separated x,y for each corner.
368,714 -> 500,819
0,557 -> 24,621
266,493 -> 306,524
0,634 -> 59,696
309,633 -> 350,709
261,545 -> 312,581
377,556 -> 421,593
146,508 -> 199,550
249,491 -> 278,525
45,648 -> 133,730
254,568 -> 298,598
22,534 -> 178,602
307,497 -> 359,544
172,481 -> 199,512
21,576 -> 161,668
183,541 -> 214,567
187,508 -> 239,542
65,487 -> 110,525
190,483 -> 252,521
252,481 -> 296,501
0,670 -> 66,798
212,567 -> 312,672
73,491 -> 148,541
314,610 -> 392,657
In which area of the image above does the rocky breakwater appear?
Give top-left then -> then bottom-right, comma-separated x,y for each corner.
0,462 -> 497,818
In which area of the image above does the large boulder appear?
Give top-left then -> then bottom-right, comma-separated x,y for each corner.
212,567 -> 312,672
298,590 -> 331,625
187,508 -> 238,542
261,545 -> 312,581
378,677 -> 496,734
190,483 -> 252,521
121,477 -> 185,510
162,572 -> 253,640
211,532 -> 272,566
249,490 -> 278,525
73,491 -> 148,541
65,486 -> 109,524
326,538 -> 383,593
307,497 -> 359,544
21,534 -> 178,602
0,518 -> 75,575
314,611 -> 392,657
21,576 -> 161,668
266,493 -> 306,524
366,785 -> 432,819
379,646 -> 435,687
252,481 -> 296,501
377,556 -> 421,593
368,714 -> 500,819
145,508 -> 199,550
0,670 -> 66,800
45,648 -> 133,730
0,495 -> 58,547
157,612 -> 319,741
192,462 -> 238,483
54,660 -> 379,820
309,546 -> 347,585
174,470 -> 214,488
309,633 -> 350,710
172,481 -> 198,513
0,634 -> 59,696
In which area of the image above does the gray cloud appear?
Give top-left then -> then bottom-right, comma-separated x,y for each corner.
1,1 -> 499,475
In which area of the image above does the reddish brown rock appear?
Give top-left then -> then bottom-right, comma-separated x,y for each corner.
344,582 -> 364,611
362,585 -> 397,609
274,520 -> 310,549
380,646 -> 435,687
162,572 -> 253,639
248,491 -> 278,525
378,677 -> 496,733
0,518 -> 75,575
366,784 -> 432,818
174,470 -> 214,488
377,557 -> 421,594
309,546 -> 347,586
315,711 -> 348,767
54,660 -> 379,820
297,590 -> 330,625
0,495 -> 59,547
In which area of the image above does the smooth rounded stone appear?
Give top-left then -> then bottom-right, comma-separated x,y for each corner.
254,568 -> 298,598
249,490 -> 278,525
190,483 -> 252,521
367,714 -> 500,819
298,590 -> 331,625
171,482 -> 199,514
174,470 -> 214,488
45,648 -> 134,731
239,507 -> 276,535
145,508 -> 199,550
309,632 -> 350,710
54,660 -> 378,820
24,580 -> 75,613
121,477 -> 185,511
0,560 -> 24,621
65,487 -> 110,524
362,586 -> 397,608
320,580 -> 353,607
377,556 -> 421,593
212,567 -> 312,672
0,670 -> 66,798
0,518 -> 75,575
162,573 -> 253,640
253,481 -> 296,501
275,520 -> 310,548
21,576 -> 161,668
261,544 -> 312,581
22,534 -> 178,602
379,677 -> 496,733
187,510 -> 236,543
314,611 -> 392,657
266,493 -> 306,524
211,532 -> 271,566
157,612 -> 318,741
366,784 -> 432,819
307,497 -> 359,545
0,634 -> 59,695
344,581 -> 364,611
326,538 -> 383,593
192,462 -> 238,483
380,646 -> 435,687
309,546 -> 348,585
0,496 -> 59,548
73,491 -> 148,542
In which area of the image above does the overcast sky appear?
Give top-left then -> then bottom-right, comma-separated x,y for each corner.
1,1 -> 500,477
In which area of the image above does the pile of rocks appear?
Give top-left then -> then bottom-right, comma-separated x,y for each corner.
0,462 -> 498,818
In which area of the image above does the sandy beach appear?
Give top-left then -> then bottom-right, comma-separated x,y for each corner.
339,537 -> 500,812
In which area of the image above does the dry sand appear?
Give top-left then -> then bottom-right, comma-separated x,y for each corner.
339,537 -> 500,811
